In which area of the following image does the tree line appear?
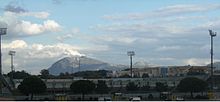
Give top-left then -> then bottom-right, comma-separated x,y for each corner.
17,75 -> 209,100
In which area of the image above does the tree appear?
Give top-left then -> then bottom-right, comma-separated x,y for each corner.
177,77 -> 208,98
40,69 -> 49,79
70,80 -> 96,100
118,74 -> 130,78
155,82 -> 168,92
148,94 -> 154,100
73,70 -> 109,79
95,80 -> 109,94
142,73 -> 149,78
7,70 -> 30,79
126,82 -> 139,92
141,85 -> 150,92
17,76 -> 46,100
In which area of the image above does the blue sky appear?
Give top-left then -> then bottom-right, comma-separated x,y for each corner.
0,0 -> 220,74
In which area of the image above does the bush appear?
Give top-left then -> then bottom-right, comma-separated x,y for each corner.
148,94 -> 154,100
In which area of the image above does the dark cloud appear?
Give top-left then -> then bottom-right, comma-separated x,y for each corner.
4,4 -> 27,13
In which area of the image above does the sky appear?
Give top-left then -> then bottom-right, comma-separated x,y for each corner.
0,0 -> 220,74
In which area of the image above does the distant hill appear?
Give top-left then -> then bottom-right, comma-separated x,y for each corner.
133,61 -> 150,68
48,56 -> 127,75
207,62 -> 220,70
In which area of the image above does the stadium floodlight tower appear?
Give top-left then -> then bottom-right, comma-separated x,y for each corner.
0,23 -> 7,94
0,27 -> 6,76
78,55 -> 85,72
127,51 -> 135,78
209,29 -> 217,90
9,51 -> 16,78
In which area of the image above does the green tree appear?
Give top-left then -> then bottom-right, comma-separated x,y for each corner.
141,85 -> 150,92
95,80 -> 109,94
126,82 -> 139,92
73,70 -> 109,78
70,80 -> 96,100
142,73 -> 149,78
177,77 -> 208,98
119,74 -> 130,78
40,69 -> 49,79
17,76 -> 46,100
148,94 -> 154,100
155,82 -> 168,92
7,70 -> 30,79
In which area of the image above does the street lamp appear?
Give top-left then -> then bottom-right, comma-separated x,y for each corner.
209,29 -> 217,90
127,51 -> 135,78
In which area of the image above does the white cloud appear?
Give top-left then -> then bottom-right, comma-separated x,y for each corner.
0,12 -> 61,38
103,4 -> 220,20
2,40 -> 27,49
159,57 -> 175,61
43,20 -> 60,31
2,40 -> 83,74
21,12 -> 50,19
18,20 -> 44,35
156,46 -> 181,51
184,58 -> 211,66
27,43 -> 82,59
56,28 -> 80,42
15,20 -> 60,35
92,23 -> 189,38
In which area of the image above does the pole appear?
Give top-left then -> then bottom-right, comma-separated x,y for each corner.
130,55 -> 132,78
10,54 -> 13,79
0,35 -> 2,76
79,57 -> 80,72
0,28 -> 6,95
209,29 -> 217,91
211,35 -> 214,90
127,51 -> 135,78
72,62 -> 73,82
0,35 -> 1,94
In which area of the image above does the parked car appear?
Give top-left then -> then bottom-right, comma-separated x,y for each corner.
98,97 -> 112,101
129,97 -> 141,101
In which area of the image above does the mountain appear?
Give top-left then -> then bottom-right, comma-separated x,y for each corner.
133,61 -> 150,68
48,56 -> 127,75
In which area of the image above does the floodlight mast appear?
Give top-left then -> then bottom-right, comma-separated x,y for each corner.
0,28 -> 7,94
9,51 -> 15,89
9,51 -> 16,77
209,29 -> 217,91
127,51 -> 135,78
78,56 -> 85,72
0,28 -> 6,76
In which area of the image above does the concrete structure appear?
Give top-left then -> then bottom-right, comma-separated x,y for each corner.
160,67 -> 168,77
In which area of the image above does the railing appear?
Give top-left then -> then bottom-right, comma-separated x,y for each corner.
0,75 -> 13,95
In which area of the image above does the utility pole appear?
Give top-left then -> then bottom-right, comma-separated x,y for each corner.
209,29 -> 217,90
0,28 -> 7,94
127,51 -> 135,78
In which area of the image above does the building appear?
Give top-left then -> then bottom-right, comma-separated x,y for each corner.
160,67 -> 168,77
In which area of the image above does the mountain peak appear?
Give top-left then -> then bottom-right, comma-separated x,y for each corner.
48,56 -> 126,75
